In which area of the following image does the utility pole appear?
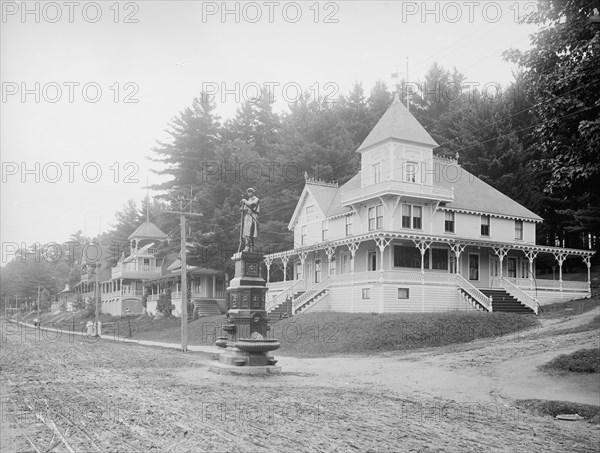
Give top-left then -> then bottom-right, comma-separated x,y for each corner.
37,285 -> 41,326
95,260 -> 101,336
162,192 -> 202,352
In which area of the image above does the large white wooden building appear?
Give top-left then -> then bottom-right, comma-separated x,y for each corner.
264,99 -> 594,316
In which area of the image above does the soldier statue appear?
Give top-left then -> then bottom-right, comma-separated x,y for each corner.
239,187 -> 259,252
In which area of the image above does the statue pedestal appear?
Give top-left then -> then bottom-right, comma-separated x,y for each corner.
209,251 -> 281,375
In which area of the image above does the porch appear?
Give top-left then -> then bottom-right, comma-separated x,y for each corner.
144,271 -> 227,317
264,232 -> 593,316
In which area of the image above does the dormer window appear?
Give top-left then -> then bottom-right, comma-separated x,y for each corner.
405,162 -> 417,183
372,163 -> 381,184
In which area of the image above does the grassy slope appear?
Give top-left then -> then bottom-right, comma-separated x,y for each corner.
15,295 -> 600,358
540,348 -> 600,373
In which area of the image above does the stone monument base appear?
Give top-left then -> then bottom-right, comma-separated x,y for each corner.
208,362 -> 282,375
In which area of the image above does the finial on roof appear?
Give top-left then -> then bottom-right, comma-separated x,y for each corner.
455,152 -> 460,163
305,176 -> 338,188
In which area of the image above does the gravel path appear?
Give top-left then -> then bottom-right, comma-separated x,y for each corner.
1,309 -> 599,452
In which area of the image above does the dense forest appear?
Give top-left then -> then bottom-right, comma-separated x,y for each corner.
2,0 -> 598,308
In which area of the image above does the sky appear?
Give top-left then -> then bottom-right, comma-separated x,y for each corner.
1,0 -> 541,264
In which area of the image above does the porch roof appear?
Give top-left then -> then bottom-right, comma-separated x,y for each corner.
144,267 -> 222,284
263,230 -> 595,260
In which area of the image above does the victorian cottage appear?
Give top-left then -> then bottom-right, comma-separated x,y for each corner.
264,99 -> 594,316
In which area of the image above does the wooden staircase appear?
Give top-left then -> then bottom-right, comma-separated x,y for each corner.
458,288 -> 490,311
267,297 -> 295,322
267,290 -> 305,321
193,299 -> 221,317
480,289 -> 535,314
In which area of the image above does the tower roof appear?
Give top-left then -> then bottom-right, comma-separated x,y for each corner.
357,99 -> 438,151
128,222 -> 168,241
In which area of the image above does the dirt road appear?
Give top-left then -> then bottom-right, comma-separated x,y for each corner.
1,309 -> 598,452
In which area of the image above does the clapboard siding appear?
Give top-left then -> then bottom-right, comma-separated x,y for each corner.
304,282 -> 467,313
525,289 -> 590,306
303,293 -> 330,313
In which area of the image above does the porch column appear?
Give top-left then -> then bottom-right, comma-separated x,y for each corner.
119,279 -> 123,296
281,255 -> 289,286
264,256 -> 273,283
299,250 -> 308,290
493,247 -> 508,280
375,237 -> 391,313
449,243 -> 465,275
347,242 -> 360,313
524,250 -> 538,290
212,274 -> 216,298
582,255 -> 592,296
553,252 -> 567,294
414,240 -> 432,312
325,246 -> 336,276
375,237 -> 391,273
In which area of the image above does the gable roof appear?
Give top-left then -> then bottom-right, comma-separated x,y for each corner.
299,166 -> 541,223
128,222 -> 168,241
325,174 -> 360,217
287,182 -> 339,229
357,99 -> 438,151
435,162 -> 543,221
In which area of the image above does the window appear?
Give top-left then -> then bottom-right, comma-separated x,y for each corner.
431,248 -> 449,270
515,220 -> 523,240
412,206 -> 422,230
376,205 -> 383,229
402,204 -> 411,228
398,288 -> 409,299
341,252 -> 350,273
306,205 -> 315,214
405,162 -> 417,183
394,245 -> 429,268
345,215 -> 352,236
402,204 -> 422,229
329,257 -> 336,275
469,254 -> 479,281
368,207 -> 376,231
362,288 -> 371,299
368,205 -> 383,231
507,258 -> 516,278
315,259 -> 322,283
368,250 -> 377,271
301,225 -> 307,245
143,258 -> 150,270
520,260 -> 528,279
372,163 -> 381,184
481,215 -> 490,236
444,211 -> 455,233
322,220 -> 328,241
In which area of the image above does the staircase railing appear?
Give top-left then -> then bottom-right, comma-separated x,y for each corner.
292,277 -> 330,313
456,274 -> 493,312
266,279 -> 304,312
499,277 -> 539,315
